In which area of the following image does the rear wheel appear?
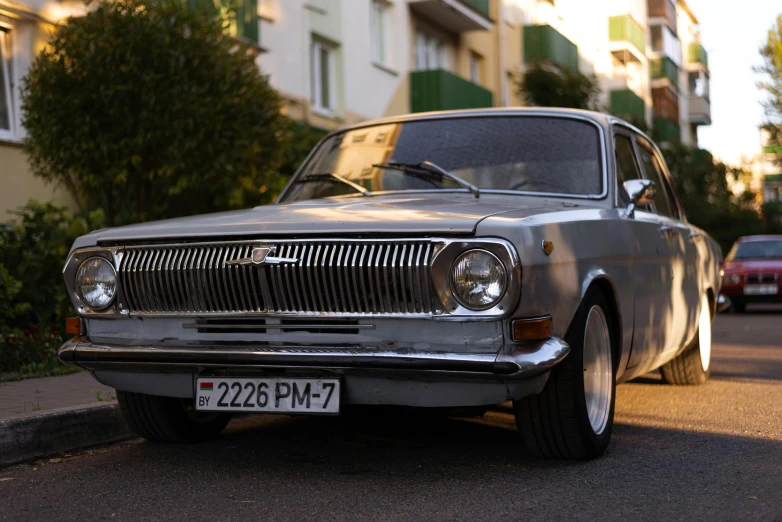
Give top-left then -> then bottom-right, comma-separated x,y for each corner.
514,289 -> 616,459
118,390 -> 231,443
660,294 -> 712,385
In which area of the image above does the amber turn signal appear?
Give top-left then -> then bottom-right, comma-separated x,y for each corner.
65,317 -> 82,335
512,316 -> 551,341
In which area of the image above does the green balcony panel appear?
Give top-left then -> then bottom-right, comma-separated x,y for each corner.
765,173 -> 782,183
653,118 -> 681,143
688,43 -> 708,68
524,24 -> 579,71
608,15 -> 645,54
650,57 -> 679,89
410,69 -> 493,113
461,0 -> 490,18
610,89 -> 645,125
763,144 -> 782,154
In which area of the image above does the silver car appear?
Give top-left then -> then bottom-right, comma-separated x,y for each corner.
59,108 -> 722,459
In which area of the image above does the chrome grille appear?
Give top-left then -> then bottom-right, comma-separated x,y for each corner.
118,241 -> 441,315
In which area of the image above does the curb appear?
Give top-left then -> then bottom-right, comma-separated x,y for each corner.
0,403 -> 132,468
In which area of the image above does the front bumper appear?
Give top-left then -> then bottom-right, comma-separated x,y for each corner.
58,336 -> 569,380
59,337 -> 569,407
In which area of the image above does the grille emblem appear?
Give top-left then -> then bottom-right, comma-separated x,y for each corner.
226,246 -> 298,266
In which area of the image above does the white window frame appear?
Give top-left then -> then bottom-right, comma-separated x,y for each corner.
414,28 -> 449,72
370,0 -> 391,67
0,26 -> 14,141
469,52 -> 482,84
311,38 -> 336,116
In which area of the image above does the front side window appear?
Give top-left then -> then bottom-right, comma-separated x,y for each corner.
311,39 -> 333,112
0,28 -> 12,136
370,1 -> 390,66
281,116 -> 603,202
637,143 -> 676,218
614,134 -> 647,208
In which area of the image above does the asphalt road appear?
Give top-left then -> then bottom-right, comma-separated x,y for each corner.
2,310 -> 781,521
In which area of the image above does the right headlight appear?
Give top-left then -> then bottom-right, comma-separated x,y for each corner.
450,249 -> 507,310
75,256 -> 117,310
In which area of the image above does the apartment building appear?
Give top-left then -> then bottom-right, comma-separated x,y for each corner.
761,128 -> 782,203
1,0 -> 712,216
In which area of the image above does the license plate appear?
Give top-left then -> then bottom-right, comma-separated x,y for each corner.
744,284 -> 778,295
195,378 -> 339,414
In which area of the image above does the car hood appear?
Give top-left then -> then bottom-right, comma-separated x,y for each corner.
75,194 -> 569,248
723,259 -> 782,272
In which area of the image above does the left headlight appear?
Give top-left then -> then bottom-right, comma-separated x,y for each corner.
75,257 -> 117,310
450,249 -> 507,310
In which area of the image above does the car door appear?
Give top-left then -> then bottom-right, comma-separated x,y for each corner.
635,138 -> 699,357
613,130 -> 672,369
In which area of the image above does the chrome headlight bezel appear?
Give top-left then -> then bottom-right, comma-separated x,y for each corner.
431,239 -> 520,318
63,248 -> 124,316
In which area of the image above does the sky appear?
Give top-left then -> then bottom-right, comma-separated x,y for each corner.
687,0 -> 780,166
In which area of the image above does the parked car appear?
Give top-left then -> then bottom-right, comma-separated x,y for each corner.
58,108 -> 722,459
720,235 -> 782,312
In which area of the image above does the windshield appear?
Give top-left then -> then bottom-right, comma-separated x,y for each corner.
727,240 -> 782,260
280,116 -> 603,202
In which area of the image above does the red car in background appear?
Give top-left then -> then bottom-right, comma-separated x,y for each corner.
721,235 -> 782,312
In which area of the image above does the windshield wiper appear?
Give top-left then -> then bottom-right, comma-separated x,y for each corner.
372,161 -> 480,198
294,172 -> 372,197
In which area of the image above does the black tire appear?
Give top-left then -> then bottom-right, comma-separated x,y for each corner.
513,289 -> 616,460
118,390 -> 231,443
660,295 -> 712,385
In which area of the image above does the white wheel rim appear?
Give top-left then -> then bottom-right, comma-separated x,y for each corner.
583,306 -> 612,435
698,295 -> 712,372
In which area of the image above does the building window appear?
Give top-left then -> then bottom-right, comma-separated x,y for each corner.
311,39 -> 335,114
370,1 -> 390,66
414,29 -> 449,71
469,51 -> 483,84
0,28 -> 12,138
650,25 -> 662,53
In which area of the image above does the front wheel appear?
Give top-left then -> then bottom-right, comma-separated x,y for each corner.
514,289 -> 616,459
118,390 -> 231,443
660,294 -> 712,385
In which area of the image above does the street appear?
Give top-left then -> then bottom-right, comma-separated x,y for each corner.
1,311 -> 780,521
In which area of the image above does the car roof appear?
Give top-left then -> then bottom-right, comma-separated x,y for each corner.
737,235 -> 782,242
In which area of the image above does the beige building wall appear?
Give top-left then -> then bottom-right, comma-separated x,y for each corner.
0,142 -> 73,218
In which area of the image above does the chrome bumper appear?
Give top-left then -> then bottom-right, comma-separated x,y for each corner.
58,337 -> 570,381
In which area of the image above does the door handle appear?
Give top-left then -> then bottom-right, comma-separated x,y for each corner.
659,225 -> 676,239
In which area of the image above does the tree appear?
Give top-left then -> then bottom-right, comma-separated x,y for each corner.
661,144 -> 769,253
757,15 -> 782,152
517,63 -> 601,110
22,0 -> 291,226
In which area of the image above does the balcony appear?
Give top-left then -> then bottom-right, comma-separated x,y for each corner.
688,94 -> 711,126
764,144 -> 782,155
410,69 -> 493,113
648,0 -> 677,33
608,15 -> 645,63
408,0 -> 492,32
186,0 -> 260,46
652,85 -> 679,123
650,57 -> 679,89
688,43 -> 709,69
610,89 -> 646,126
653,117 -> 681,143
523,24 -> 579,72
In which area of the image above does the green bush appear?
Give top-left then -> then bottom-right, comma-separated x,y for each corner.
0,200 -> 100,377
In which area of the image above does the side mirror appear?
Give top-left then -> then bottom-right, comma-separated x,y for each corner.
624,179 -> 656,217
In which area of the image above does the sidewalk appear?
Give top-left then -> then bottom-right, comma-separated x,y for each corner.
0,372 -> 132,467
0,372 -> 116,420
